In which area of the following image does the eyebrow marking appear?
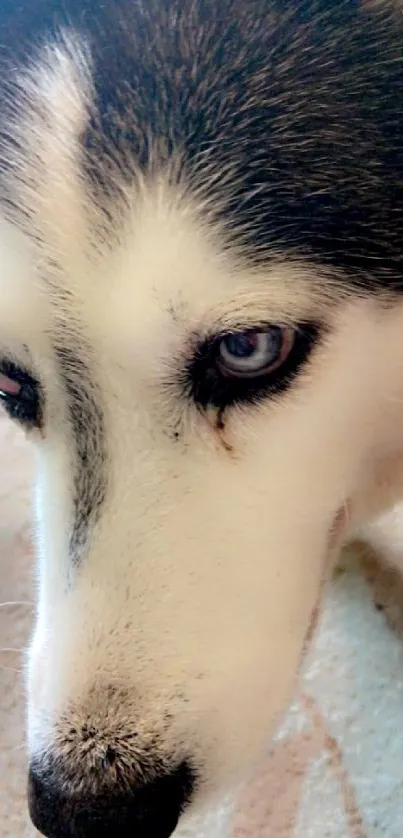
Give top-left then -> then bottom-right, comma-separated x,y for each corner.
54,343 -> 107,564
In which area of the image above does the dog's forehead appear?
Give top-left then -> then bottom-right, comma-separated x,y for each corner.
0,2 -> 403,279
94,191 -> 333,324
0,0 -> 403,332
62,187 -> 348,371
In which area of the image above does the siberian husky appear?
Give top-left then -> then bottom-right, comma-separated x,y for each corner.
1,1 -> 403,836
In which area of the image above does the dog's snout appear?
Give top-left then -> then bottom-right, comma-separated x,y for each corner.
28,758 -> 194,838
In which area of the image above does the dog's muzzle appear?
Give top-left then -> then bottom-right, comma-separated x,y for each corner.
28,758 -> 195,838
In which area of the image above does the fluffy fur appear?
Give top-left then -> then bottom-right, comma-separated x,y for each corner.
1,1 -> 403,836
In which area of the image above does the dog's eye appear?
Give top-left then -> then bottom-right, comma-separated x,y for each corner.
187,323 -> 319,409
217,328 -> 293,378
0,361 -> 41,427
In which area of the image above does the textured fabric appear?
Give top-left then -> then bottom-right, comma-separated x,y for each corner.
1,415 -> 403,837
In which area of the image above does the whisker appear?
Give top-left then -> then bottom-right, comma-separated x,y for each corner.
0,601 -> 34,609
5,742 -> 28,754
0,663 -> 24,674
0,647 -> 24,653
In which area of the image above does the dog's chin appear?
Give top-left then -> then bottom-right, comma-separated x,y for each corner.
173,793 -> 236,838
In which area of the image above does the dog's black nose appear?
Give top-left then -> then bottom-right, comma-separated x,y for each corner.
28,759 -> 194,838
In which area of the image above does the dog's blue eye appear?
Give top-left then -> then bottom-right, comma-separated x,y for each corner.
187,323 -> 319,410
217,327 -> 293,378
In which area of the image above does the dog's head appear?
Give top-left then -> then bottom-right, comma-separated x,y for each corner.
1,1 -> 403,836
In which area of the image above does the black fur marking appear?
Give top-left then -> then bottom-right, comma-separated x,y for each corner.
1,1 -> 403,289
54,344 -> 107,564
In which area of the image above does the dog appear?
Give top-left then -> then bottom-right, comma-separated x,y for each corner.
1,1 -> 403,836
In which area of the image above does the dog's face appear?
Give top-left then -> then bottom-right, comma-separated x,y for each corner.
1,1 -> 403,836
7,190 -> 403,830
5,202 -> 403,834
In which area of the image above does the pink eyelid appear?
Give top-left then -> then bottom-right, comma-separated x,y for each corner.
0,372 -> 22,396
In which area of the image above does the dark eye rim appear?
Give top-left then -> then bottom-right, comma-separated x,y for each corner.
0,359 -> 42,428
186,322 -> 320,410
